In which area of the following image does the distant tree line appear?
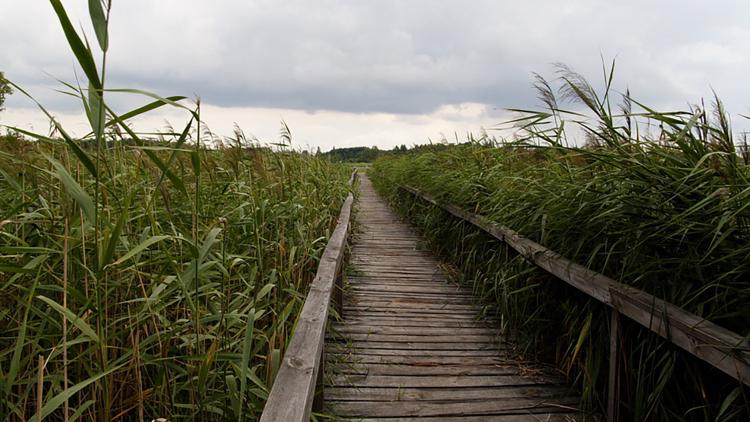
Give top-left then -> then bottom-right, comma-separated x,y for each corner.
320,144 -> 409,162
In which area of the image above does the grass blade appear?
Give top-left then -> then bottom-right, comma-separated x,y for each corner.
49,0 -> 101,89
45,155 -> 96,223
37,295 -> 100,343
87,0 -> 108,52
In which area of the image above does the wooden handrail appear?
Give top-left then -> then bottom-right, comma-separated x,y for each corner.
399,185 -> 750,387
259,172 -> 356,422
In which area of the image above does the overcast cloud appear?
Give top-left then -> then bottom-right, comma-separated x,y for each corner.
1,1 -> 749,149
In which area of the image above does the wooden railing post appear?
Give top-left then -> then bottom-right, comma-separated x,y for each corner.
333,271 -> 343,317
607,309 -> 622,422
312,348 -> 326,412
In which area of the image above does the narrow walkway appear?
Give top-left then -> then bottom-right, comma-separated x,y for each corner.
324,175 -> 587,421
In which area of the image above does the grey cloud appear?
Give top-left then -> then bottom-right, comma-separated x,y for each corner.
2,0 -> 749,118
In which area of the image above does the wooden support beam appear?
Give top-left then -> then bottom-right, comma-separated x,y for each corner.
607,309 -> 621,422
312,348 -> 326,412
333,271 -> 343,318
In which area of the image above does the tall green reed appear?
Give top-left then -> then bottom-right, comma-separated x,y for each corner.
0,1 -> 350,420
371,63 -> 750,420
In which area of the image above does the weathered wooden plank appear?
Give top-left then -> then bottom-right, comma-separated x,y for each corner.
328,362 -> 521,376
352,269 -> 444,276
326,353 -> 508,366
351,260 -> 439,266
347,282 -> 462,291
342,313 -> 484,322
329,333 -> 499,343
345,300 -> 477,309
331,325 -> 497,336
342,313 -> 483,322
327,397 -> 582,417
348,286 -> 463,295
327,345 -> 504,357
343,307 -> 485,316
345,298 -> 477,307
334,415 -> 590,422
328,374 -> 558,388
324,385 -> 572,402
346,291 -> 476,301
347,284 -> 458,292
349,276 -> 452,284
344,301 -> 479,311
339,316 -> 493,327
346,284 -> 464,292
401,185 -> 750,387
349,274 -> 451,282
329,341 -> 503,351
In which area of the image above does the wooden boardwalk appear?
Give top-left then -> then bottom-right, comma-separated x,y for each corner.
324,175 -> 587,421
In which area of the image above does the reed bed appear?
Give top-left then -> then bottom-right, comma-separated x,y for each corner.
371,66 -> 750,420
1,132 -> 350,421
0,1 -> 351,420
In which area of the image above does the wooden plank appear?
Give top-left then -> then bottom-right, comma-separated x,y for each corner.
342,312 -> 484,322
347,284 -> 458,292
327,374 -> 559,388
340,312 -> 479,322
348,279 -> 462,299
327,397 -> 582,417
324,385 -> 572,401
346,292 -> 477,302
338,316 -> 493,327
346,298 -> 477,307
343,307 -> 485,316
334,415 -> 590,422
327,345 -> 503,357
401,185 -> 750,387
348,285 -> 471,295
331,325 -> 497,336
344,302 -> 480,312
326,353 -> 509,366
347,275 -> 456,282
351,261 -> 439,267
346,293 -> 478,302
328,362 -> 520,376
344,301 -> 480,311
348,276 -> 454,283
329,333 -> 499,343
329,341 -> 503,351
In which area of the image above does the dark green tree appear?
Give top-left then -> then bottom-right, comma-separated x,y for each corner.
0,72 -> 12,112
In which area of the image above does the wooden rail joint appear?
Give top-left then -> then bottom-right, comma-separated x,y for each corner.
259,171 -> 357,422
398,184 -> 750,389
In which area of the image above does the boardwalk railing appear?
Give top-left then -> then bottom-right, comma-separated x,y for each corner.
399,185 -> 750,421
259,172 -> 356,422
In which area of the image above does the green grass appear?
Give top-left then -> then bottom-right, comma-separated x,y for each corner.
0,2 -> 351,420
0,133 -> 350,421
370,64 -> 750,421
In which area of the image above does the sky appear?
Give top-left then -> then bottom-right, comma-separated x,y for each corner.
1,0 -> 749,151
